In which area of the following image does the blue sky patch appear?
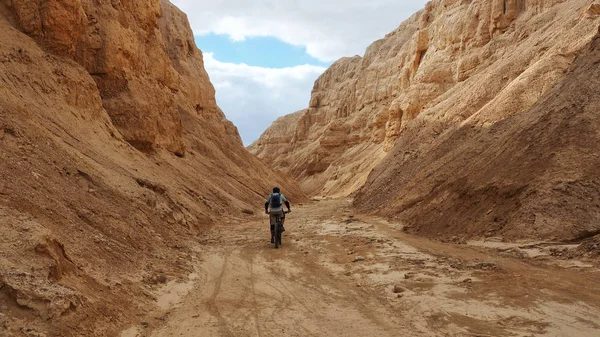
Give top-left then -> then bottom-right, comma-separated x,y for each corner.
195,34 -> 331,68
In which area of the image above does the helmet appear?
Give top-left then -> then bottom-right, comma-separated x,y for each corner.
273,186 -> 280,193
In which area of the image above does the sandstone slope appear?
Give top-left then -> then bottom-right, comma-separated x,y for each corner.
355,25 -> 600,242
250,0 -> 600,199
0,1 -> 303,336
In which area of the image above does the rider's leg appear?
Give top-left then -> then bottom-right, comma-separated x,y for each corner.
269,213 -> 275,243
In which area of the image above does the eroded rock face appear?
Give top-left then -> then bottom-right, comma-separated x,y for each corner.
355,24 -> 600,241
4,0 -> 227,155
0,1 -> 304,335
8,0 -> 87,56
250,0 -> 600,197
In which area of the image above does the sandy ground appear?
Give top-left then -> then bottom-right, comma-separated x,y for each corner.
120,199 -> 600,337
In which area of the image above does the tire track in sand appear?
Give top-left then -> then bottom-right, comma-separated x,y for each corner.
206,251 -> 234,337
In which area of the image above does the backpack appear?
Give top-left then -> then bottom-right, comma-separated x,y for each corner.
270,193 -> 282,208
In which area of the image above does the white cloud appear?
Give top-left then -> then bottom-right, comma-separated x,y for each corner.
170,0 -> 428,144
173,0 -> 428,61
203,53 -> 326,145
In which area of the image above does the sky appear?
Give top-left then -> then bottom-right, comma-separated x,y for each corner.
172,0 -> 428,145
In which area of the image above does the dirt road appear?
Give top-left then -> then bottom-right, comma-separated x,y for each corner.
121,200 -> 600,337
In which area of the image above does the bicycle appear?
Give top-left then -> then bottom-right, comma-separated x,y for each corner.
272,210 -> 290,249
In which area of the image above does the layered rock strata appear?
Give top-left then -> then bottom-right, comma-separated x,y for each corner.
251,0 -> 600,198
355,25 -> 600,241
0,0 -> 303,335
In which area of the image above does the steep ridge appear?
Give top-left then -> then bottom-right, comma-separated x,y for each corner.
250,0 -> 600,198
355,24 -> 600,242
0,0 -> 303,336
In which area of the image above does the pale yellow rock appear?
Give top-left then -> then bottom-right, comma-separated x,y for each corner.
251,0 -> 600,197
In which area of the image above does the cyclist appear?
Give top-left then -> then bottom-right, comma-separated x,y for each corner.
265,186 -> 291,243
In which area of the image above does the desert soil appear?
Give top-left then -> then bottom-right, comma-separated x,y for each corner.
120,199 -> 600,337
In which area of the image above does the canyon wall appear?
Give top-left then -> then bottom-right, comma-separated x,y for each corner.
355,24 -> 600,241
251,0 -> 600,199
0,0 -> 303,335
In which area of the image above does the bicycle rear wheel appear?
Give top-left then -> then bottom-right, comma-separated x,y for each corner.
277,224 -> 283,246
274,224 -> 280,249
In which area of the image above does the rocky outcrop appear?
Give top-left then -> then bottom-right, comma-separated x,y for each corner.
355,24 -> 600,241
0,1 -> 303,335
3,0 -> 231,155
251,0 -> 600,197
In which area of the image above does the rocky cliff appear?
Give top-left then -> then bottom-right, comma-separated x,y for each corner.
0,1 -> 303,336
250,0 -> 600,198
355,24 -> 600,242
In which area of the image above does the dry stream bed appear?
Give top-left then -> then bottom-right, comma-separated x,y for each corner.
121,200 -> 600,337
